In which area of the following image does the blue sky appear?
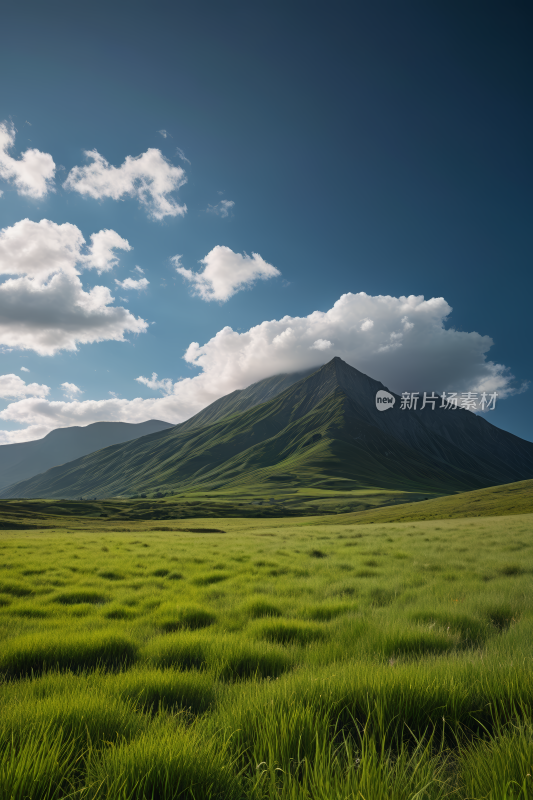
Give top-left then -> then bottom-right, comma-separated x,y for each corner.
0,0 -> 531,444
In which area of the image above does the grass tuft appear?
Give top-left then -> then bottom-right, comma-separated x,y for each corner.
0,631 -> 138,677
53,590 -> 107,605
254,619 -> 327,646
244,600 -> 283,619
85,719 -> 242,800
158,605 -> 216,632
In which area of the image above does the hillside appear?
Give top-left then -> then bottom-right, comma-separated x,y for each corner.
0,478 -> 532,529
327,477 -> 533,525
2,358 -> 533,499
0,420 -> 174,491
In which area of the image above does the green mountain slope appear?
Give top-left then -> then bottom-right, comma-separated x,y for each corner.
3,358 -> 533,499
175,367 -> 316,432
325,478 -> 533,525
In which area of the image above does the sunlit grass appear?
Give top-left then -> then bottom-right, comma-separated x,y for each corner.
0,512 -> 532,797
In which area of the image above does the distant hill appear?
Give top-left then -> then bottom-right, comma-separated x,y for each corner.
2,358 -> 533,499
0,368 -> 314,498
0,420 -> 174,491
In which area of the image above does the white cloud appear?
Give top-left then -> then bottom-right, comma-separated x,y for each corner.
133,265 -> 145,275
0,218 -> 147,355
207,199 -> 235,218
176,147 -> 190,165
0,121 -> 56,198
158,130 -> 169,138
64,148 -> 187,220
360,318 -> 374,331
135,372 -> 173,395
115,277 -> 149,291
311,339 -> 333,351
20,366 -> 29,372
175,245 -> 280,302
0,219 -> 129,281
61,382 -> 83,399
0,374 -> 49,399
85,229 -> 131,273
0,292 -> 520,444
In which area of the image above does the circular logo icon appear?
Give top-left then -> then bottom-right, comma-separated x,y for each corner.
375,390 -> 395,411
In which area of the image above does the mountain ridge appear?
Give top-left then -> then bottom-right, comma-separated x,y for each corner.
2,358 -> 533,499
0,419 -> 174,491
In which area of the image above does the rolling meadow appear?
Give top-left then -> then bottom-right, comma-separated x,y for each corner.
0,509 -> 532,798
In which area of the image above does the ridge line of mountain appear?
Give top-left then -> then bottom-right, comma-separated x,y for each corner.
2,358 -> 532,500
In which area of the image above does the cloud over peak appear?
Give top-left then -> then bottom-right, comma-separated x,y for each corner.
64,148 -> 187,220
0,121 -> 56,198
0,290 -> 518,444
175,245 -> 280,302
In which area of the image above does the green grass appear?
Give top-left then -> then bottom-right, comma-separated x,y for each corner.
0,511 -> 532,797
0,631 -> 138,677
330,477 -> 533,525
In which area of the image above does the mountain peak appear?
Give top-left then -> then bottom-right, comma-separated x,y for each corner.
306,356 -> 388,401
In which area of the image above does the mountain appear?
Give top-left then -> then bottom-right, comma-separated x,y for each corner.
0,367 -> 315,498
174,366 -> 317,432
2,358 -> 533,499
0,420 -> 174,491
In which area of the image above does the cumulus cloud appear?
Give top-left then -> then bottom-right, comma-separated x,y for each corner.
64,148 -> 187,220
0,374 -> 49,399
311,339 -> 333,351
0,218 -> 147,355
0,219 -> 130,281
175,245 -> 280,302
20,366 -> 29,372
61,382 -> 83,399
0,292 -> 520,444
85,229 -> 131,273
115,277 -> 149,291
133,265 -> 145,275
135,372 -> 173,395
207,199 -> 235,218
0,121 -> 56,198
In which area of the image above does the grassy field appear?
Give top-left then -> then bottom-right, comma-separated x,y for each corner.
0,484 -> 445,529
1,479 -> 531,530
1,510 -> 532,798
